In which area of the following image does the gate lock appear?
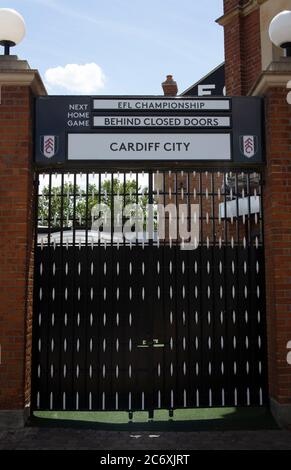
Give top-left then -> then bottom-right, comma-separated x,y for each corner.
137,339 -> 165,348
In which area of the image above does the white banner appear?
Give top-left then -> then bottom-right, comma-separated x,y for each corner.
93,116 -> 231,128
219,196 -> 260,218
68,133 -> 231,160
93,99 -> 230,111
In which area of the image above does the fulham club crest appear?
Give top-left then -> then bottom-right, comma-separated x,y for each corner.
240,135 -> 258,159
40,135 -> 59,158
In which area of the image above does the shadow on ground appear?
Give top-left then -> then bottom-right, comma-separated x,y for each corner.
30,407 -> 278,432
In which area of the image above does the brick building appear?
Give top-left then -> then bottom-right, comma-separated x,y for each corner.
0,0 -> 291,428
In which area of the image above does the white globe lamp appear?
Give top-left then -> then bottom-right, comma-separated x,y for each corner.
269,10 -> 291,57
0,8 -> 26,55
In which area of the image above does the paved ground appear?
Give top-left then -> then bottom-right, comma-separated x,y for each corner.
0,427 -> 291,450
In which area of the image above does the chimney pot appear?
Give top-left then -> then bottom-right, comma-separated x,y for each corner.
162,74 -> 178,96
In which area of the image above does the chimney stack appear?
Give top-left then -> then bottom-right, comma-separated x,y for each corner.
162,75 -> 178,96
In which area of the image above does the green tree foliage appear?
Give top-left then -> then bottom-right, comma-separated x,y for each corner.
38,178 -> 149,229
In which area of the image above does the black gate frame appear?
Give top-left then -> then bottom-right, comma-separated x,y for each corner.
31,164 -> 268,413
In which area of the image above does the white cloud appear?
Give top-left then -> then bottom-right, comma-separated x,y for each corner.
44,63 -> 105,94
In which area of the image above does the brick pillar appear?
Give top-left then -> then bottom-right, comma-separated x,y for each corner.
0,56 -> 46,428
217,0 -> 262,95
219,0 -> 291,426
262,82 -> 291,426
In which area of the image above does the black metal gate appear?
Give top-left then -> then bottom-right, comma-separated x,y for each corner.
32,168 -> 268,411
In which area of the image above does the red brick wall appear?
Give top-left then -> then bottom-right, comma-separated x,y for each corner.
224,14 -> 243,95
223,1 -> 262,95
0,86 -> 34,410
241,8 -> 261,94
264,87 -> 291,404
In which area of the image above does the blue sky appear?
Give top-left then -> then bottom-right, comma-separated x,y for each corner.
2,0 -> 224,95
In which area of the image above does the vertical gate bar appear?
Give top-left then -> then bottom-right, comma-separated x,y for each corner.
186,170 -> 191,407
47,172 -> 53,409
47,171 -> 58,409
163,170 -> 167,410
113,171 -> 121,408
246,171 -> 255,405
163,170 -> 175,411
234,171 -> 245,405
84,172 -> 89,408
109,170 -> 114,409
199,172 -> 203,249
214,170 -> 226,406
99,172 -> 110,409
161,170 -> 165,410
148,170 -> 153,244
72,172 -> 77,408
238,171 -> 250,405
87,171 -> 97,409
98,172 -> 101,247
174,171 -> 178,410
109,171 -> 114,409
97,170 -> 101,409
97,170 -> 105,409
60,172 -> 64,247
85,172 -> 89,246
176,171 -> 179,247
247,172 -> 251,245
212,172 -> 215,245
111,172 -> 114,246
136,171 -> 138,246
223,171 -> 232,405
148,170 -> 154,413
203,171 -> 213,407
258,173 -> 268,404
229,170 -> 240,404
210,171 -> 219,406
62,218 -> 71,409
131,225 -> 140,410
152,169 -> 164,411
190,170 -> 201,408
47,172 -> 52,247
51,174 -> 61,409
187,170 -> 190,238
186,170 -> 192,408
73,173 -> 77,248
197,171 -> 202,405
163,171 -> 166,247
57,172 -> 64,408
235,173 -> 240,246
122,171 -> 126,246
235,171 -> 244,404
198,171 -> 208,405
259,172 -> 264,245
177,170 -> 191,408
173,169 -> 180,408
152,193 -> 162,412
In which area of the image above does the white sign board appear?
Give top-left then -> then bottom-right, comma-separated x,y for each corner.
219,196 -> 260,218
93,116 -> 231,128
68,133 -> 231,160
93,99 -> 230,111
